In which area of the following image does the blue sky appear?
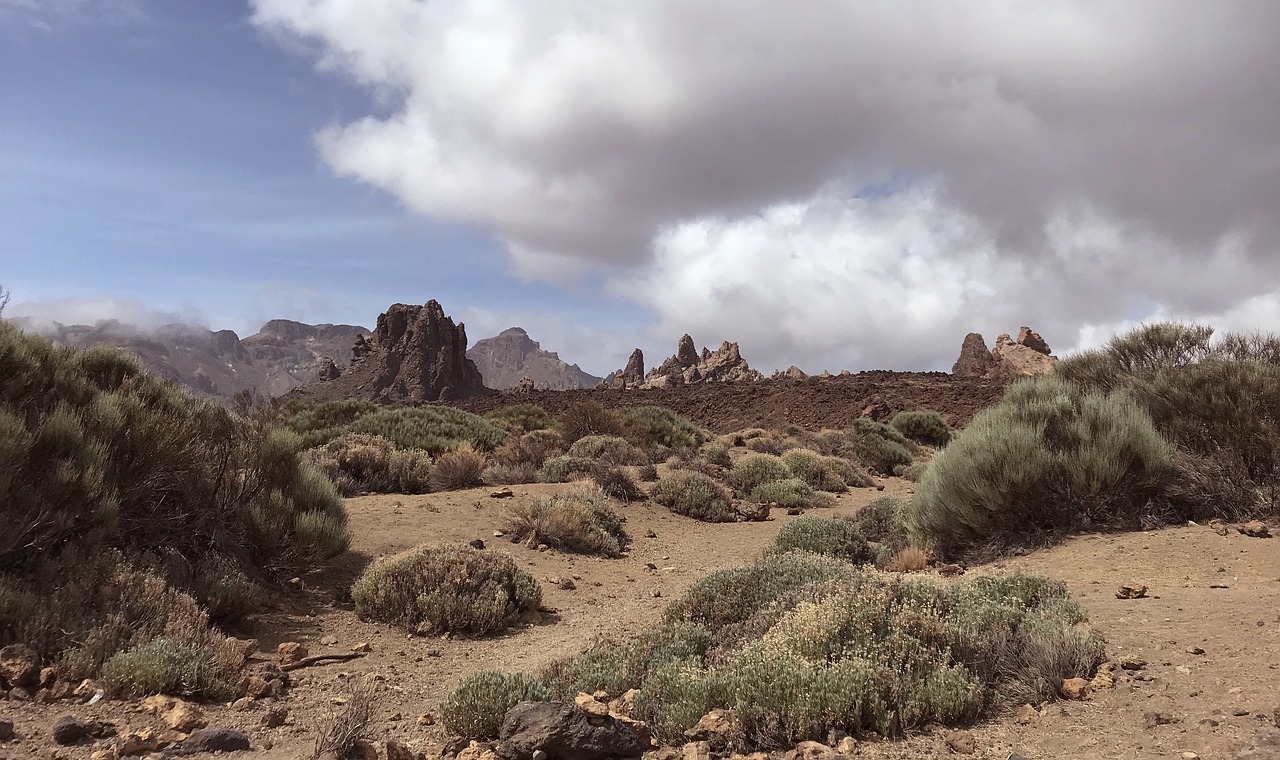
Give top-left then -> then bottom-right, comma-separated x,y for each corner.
0,1 -> 648,373
4,1 -> 1278,375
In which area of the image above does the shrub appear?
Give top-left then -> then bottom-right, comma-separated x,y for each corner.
430,442 -> 487,491
906,376 -> 1173,558
483,462 -> 539,486
745,436 -> 796,455
890,411 -> 952,447
303,434 -> 433,495
848,419 -> 914,475
750,479 -> 835,509
559,401 -> 624,445
351,544 -> 542,636
771,517 -> 873,564
651,471 -> 736,522
780,449 -> 848,492
536,455 -> 577,483
567,435 -> 648,465
638,569 -> 1103,748
541,622 -> 712,701
731,454 -> 792,493
591,464 -> 644,502
281,399 -> 379,440
485,404 -> 555,434
492,429 -> 564,470
701,443 -> 732,468
286,402 -> 507,455
0,324 -> 348,689
854,496 -> 911,555
501,485 -> 631,557
99,636 -> 241,700
618,406 -> 708,452
314,681 -> 377,759
441,671 -> 549,740
884,546 -> 930,573
638,463 -> 659,482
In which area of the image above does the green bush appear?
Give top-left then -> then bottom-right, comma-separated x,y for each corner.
848,419 -> 914,475
287,403 -> 507,455
303,433 -> 433,495
483,462 -> 539,486
542,622 -> 712,701
536,455 -> 577,483
485,404 -> 555,434
591,464 -> 644,502
780,449 -> 849,492
440,671 -> 549,740
492,429 -> 564,470
100,636 -> 241,700
889,411 -> 952,447
651,471 -> 736,522
701,443 -> 732,468
750,479 -> 835,509
351,544 -> 542,635
854,496 -> 911,555
0,324 -> 348,692
618,406 -> 709,452
731,454 -> 792,493
558,401 -> 624,444
501,485 -> 631,557
771,517 -> 873,564
567,435 -> 648,465
907,376 -> 1173,558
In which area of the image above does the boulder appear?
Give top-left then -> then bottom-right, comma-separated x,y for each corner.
1017,326 -> 1052,355
318,356 -> 341,381
497,701 -> 648,760
511,377 -> 537,394
952,327 -> 1058,379
0,644 -> 40,688
176,727 -> 251,755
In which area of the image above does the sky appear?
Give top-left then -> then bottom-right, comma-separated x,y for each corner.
4,1 -> 1280,377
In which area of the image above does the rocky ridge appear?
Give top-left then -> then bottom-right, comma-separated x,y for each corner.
952,326 -> 1058,379
601,335 -> 763,389
467,327 -> 600,391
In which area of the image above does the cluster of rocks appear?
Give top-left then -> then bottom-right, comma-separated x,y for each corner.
293,300 -> 491,403
951,326 -> 1058,379
599,335 -> 764,389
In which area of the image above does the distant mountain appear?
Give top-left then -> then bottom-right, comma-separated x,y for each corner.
17,318 -> 368,402
467,327 -> 601,390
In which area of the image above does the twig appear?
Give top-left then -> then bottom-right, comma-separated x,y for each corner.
281,652 -> 368,672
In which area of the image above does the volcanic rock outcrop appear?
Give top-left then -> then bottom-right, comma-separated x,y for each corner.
598,349 -> 646,389
637,335 -> 764,388
290,300 -> 489,403
952,326 -> 1057,379
467,327 -> 600,390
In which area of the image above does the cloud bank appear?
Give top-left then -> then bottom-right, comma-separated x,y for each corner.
252,0 -> 1280,371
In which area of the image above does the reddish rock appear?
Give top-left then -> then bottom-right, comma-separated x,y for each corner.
317,356 -> 341,381
0,644 -> 39,689
1017,326 -> 1052,355
1061,677 -> 1091,700
952,332 -> 997,378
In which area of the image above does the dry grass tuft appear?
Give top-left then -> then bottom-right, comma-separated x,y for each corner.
430,441 -> 487,491
884,546 -> 931,573
312,680 -> 376,760
501,485 -> 630,557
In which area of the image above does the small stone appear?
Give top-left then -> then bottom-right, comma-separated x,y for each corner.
0,644 -> 40,688
682,741 -> 711,760
834,736 -> 857,753
1062,677 -> 1091,700
231,696 -> 255,710
162,701 -> 208,732
1235,708 -> 1252,717
180,727 -> 250,754
793,739 -> 837,759
1116,583 -> 1149,599
786,507 -> 803,516
1186,646 -> 1205,655
1119,657 -> 1148,671
558,578 -> 577,591
1181,753 -> 1199,760
116,726 -> 161,756
351,642 -> 372,653
51,716 -> 90,746
1015,704 -> 1038,724
319,635 -> 339,646
537,544 -> 550,552
1143,711 -> 1178,729
417,713 -> 436,726
1239,520 -> 1270,538
574,692 -> 611,717
89,750 -> 117,760
944,730 -> 976,754
490,487 -> 514,498
1176,665 -> 1192,675
260,707 -> 288,728
645,529 -> 658,538
469,539 -> 486,550
532,751 -> 548,760
493,530 -> 505,538
650,590 -> 662,598
276,642 -> 308,666
0,719 -> 13,740
385,740 -> 416,760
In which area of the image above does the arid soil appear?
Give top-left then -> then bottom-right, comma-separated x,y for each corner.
452,373 -> 1010,432
4,468 -> 1277,760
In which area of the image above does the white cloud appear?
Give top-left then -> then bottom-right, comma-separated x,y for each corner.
252,0 -> 1280,370
7,296 -> 207,333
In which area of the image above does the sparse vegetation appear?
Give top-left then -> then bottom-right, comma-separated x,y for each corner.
501,485 -> 631,557
701,443 -> 732,467
780,448 -> 850,492
854,496 -> 911,556
770,517 -> 873,564
559,401 -> 624,444
731,453 -> 792,493
889,410 -> 952,447
313,681 -> 377,760
351,544 -> 542,636
441,671 -> 549,740
429,441 -> 488,491
617,405 -> 709,453
303,433 -> 433,495
100,636 -> 242,700
286,401 -> 507,455
567,434 -> 648,465
591,463 -> 644,502
906,376 -> 1172,558
651,470 -> 736,522
750,478 -> 836,509
847,419 -> 914,475
485,403 -> 555,434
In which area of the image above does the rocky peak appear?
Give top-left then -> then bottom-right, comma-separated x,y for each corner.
952,326 -> 1057,380
599,348 -> 646,389
467,326 -> 600,391
640,336 -> 763,388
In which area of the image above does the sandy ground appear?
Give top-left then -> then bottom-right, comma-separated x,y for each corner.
3,474 -> 1278,760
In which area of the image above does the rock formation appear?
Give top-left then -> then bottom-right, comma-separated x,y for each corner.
638,336 -> 763,388
289,300 -> 490,404
599,349 -> 646,389
951,326 -> 1058,379
467,327 -> 600,390
772,366 -> 809,381
317,357 -> 341,381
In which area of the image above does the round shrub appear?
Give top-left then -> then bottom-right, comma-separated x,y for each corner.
303,433 -> 433,495
441,671 -> 549,740
567,435 -> 647,466
848,419 -> 914,475
854,496 -> 910,554
701,443 -> 732,468
536,455 -> 576,483
780,448 -> 848,492
429,442 -> 487,491
351,544 -> 542,636
750,478 -> 835,509
617,406 -> 708,452
890,410 -> 953,447
906,376 -> 1173,558
731,453 -> 791,493
558,401 -> 624,444
651,471 -> 735,522
772,517 -> 873,564
501,485 -> 631,558
485,404 -> 555,434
